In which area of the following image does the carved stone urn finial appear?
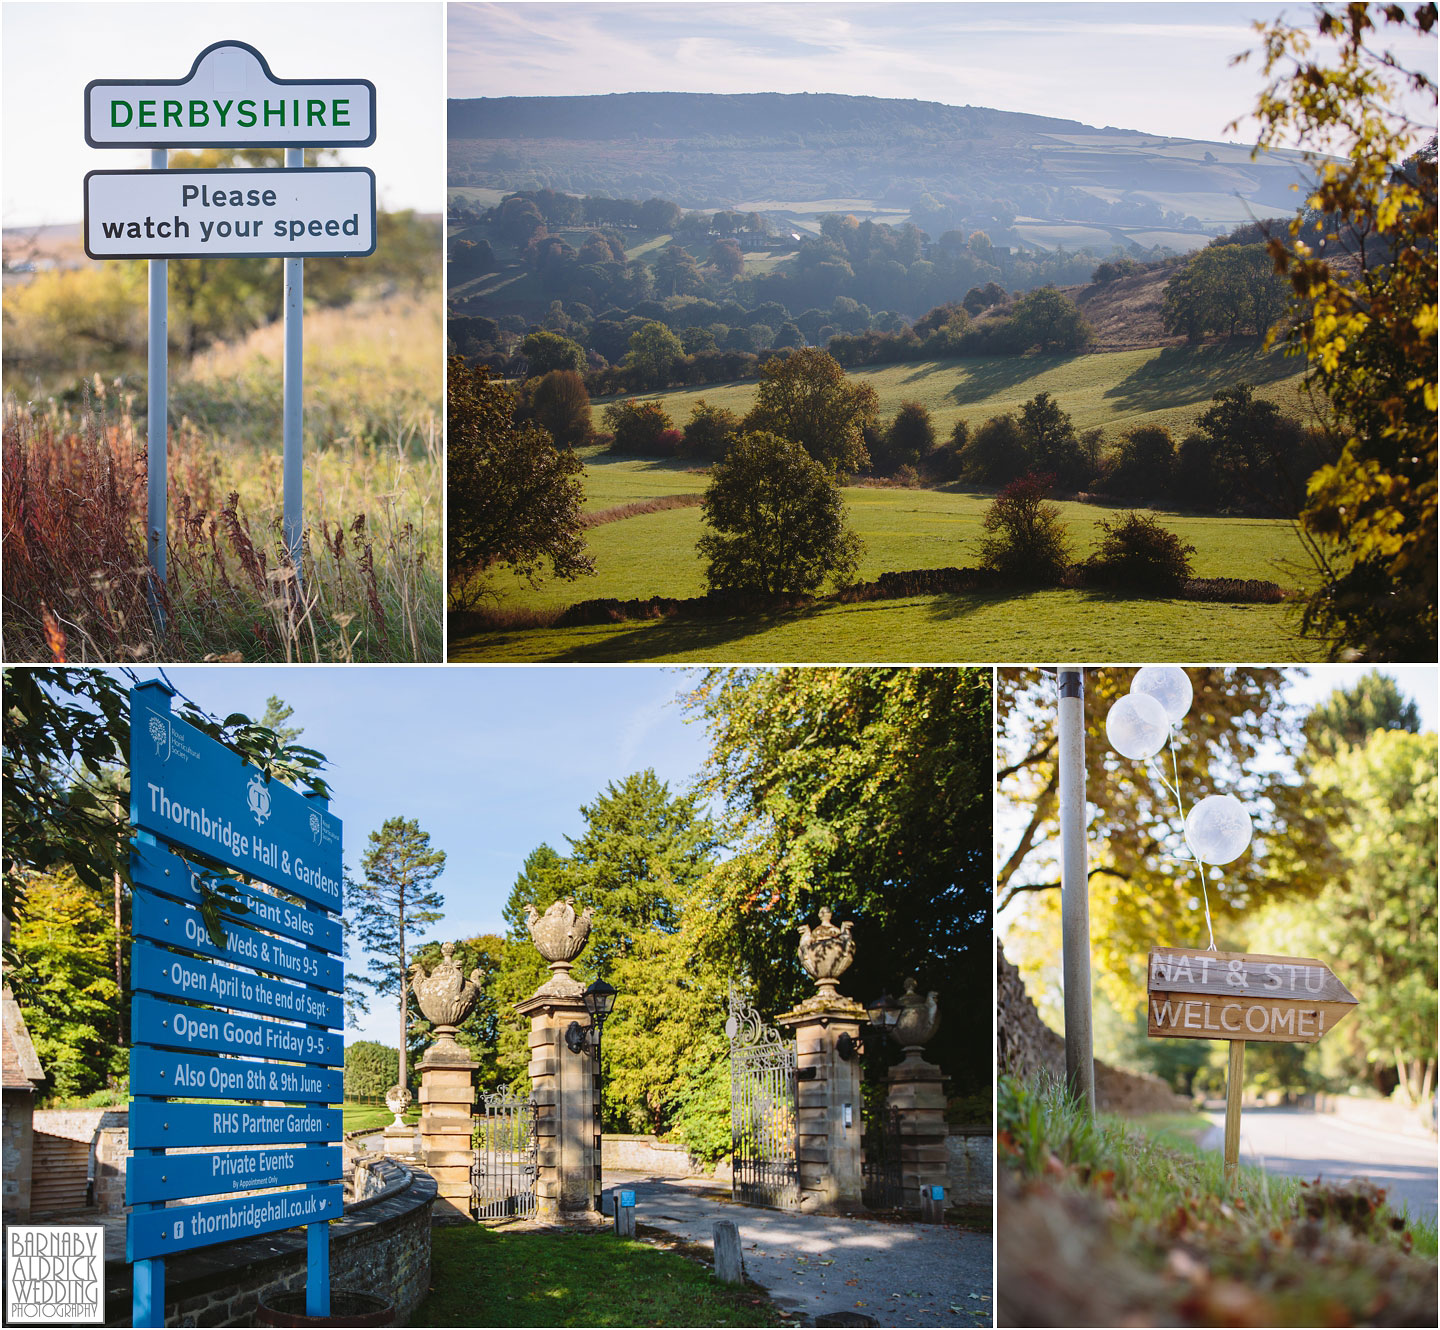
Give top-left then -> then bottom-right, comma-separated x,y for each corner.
525,898 -> 595,998
797,906 -> 856,1000
410,941 -> 485,1051
893,976 -> 941,1058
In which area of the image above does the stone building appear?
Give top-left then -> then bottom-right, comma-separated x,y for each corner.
2,985 -> 46,1219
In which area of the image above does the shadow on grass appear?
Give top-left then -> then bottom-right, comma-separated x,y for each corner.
1103,341 -> 1296,414
418,1224 -> 781,1327
944,353 -> 1073,404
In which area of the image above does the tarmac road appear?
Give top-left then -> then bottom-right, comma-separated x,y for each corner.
1199,1105 -> 1438,1219
611,1173 -> 994,1327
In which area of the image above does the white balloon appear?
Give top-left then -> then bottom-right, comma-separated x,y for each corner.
1185,794 -> 1253,865
1131,666 -> 1193,725
1106,692 -> 1170,760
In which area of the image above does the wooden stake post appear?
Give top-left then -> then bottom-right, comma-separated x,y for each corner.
1146,946 -> 1358,1183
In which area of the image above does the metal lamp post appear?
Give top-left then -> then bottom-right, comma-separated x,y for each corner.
565,978 -> 617,1210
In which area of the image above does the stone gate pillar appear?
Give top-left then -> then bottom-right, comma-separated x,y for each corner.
776,908 -> 865,1213
412,942 -> 485,1222
516,898 -> 599,1222
886,977 -> 948,1211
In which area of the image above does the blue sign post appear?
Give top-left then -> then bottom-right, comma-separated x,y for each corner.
126,680 -> 343,1325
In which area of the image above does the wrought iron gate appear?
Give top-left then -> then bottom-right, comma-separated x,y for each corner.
727,988 -> 800,1209
471,1085 -> 538,1221
861,1103 -> 903,1210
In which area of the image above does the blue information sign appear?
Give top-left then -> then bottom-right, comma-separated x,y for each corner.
132,995 -> 343,1068
127,1185 -> 344,1261
130,686 -> 342,908
132,941 -> 344,1030
127,1145 -> 341,1206
126,680 -> 344,1323
132,886 -> 343,991
131,1046 -> 342,1103
132,841 -> 342,953
129,1101 -> 341,1151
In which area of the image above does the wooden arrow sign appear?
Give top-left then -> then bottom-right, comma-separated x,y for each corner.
1147,947 -> 1358,1044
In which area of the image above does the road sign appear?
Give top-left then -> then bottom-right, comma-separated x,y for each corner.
86,41 -> 375,148
130,1046 -> 342,1103
1147,945 -> 1358,1182
129,1101 -> 341,1151
127,1185 -> 344,1261
130,686 -> 342,909
1146,947 -> 1357,1044
132,887 -> 343,991
132,995 -> 342,1068
131,842 -> 342,953
127,1145 -> 341,1206
131,941 -> 344,1030
85,166 -> 376,260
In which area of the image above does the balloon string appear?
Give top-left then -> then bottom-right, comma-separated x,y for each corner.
1151,729 -> 1217,951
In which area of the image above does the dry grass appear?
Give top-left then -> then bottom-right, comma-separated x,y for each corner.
3,384 -> 441,662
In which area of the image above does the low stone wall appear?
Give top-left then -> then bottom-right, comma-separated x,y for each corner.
31,1108 -> 126,1143
103,1166 -> 436,1327
600,1134 -> 704,1176
946,1129 -> 993,1204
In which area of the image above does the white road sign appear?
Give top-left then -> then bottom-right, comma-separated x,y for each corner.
84,167 -> 377,259
86,40 -> 375,149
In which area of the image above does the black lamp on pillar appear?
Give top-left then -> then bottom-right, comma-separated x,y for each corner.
566,978 -> 618,1212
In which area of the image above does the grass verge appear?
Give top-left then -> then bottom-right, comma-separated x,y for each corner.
417,1224 -> 782,1327
997,1072 -> 1437,1327
341,1102 -> 420,1134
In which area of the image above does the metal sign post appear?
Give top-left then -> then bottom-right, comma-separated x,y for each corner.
1057,667 -> 1095,1114
146,147 -> 167,607
125,680 -> 344,1325
284,147 -> 305,580
84,40 -> 376,601
1146,945 -> 1358,1181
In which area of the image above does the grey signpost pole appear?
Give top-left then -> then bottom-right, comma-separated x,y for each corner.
146,147 -> 168,617
1058,667 -> 1096,1114
283,146 -> 305,585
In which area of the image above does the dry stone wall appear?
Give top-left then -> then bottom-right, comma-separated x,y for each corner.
998,946 -> 1189,1115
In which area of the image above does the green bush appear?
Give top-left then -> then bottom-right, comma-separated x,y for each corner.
1084,511 -> 1196,593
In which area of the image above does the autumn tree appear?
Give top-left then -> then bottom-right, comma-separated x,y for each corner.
683,667 -> 993,1086
996,667 -> 1334,1016
346,818 -> 447,1092
696,431 -> 862,595
742,347 -> 879,475
446,358 -> 593,605
1234,3 -> 1438,656
977,473 -> 1073,583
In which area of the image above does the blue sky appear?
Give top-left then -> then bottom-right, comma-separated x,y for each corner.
77,662 -> 1436,1049
3,1 -> 445,229
451,2 -> 1437,147
133,665 -> 711,1043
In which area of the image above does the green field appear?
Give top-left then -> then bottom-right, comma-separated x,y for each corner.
597,343 -> 1310,442
450,344 -> 1323,663
451,455 -> 1319,663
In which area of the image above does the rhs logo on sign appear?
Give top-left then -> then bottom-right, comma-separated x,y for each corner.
147,714 -> 200,765
308,808 -> 339,849
246,774 -> 272,827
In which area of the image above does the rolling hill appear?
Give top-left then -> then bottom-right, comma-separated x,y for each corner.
449,91 -> 1320,251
